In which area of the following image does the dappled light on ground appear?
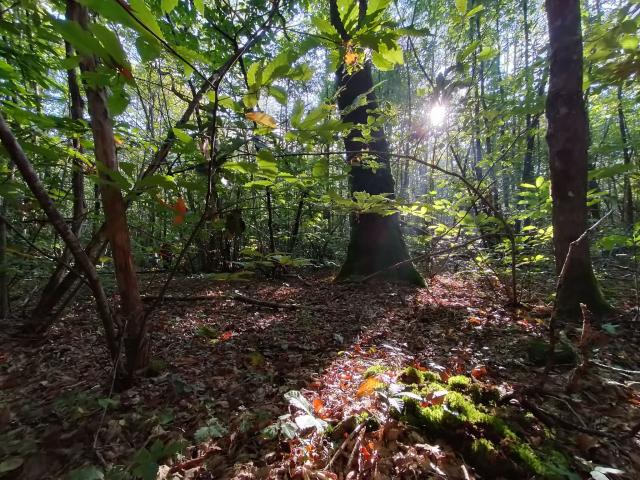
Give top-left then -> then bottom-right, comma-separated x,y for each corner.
1,272 -> 639,479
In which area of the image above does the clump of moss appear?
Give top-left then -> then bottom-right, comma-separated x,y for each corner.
363,364 -> 388,378
471,438 -> 498,463
398,369 -> 572,479
399,366 -> 440,385
447,375 -> 471,391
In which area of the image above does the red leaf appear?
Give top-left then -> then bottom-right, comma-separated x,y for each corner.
219,331 -> 233,342
471,365 -> 487,379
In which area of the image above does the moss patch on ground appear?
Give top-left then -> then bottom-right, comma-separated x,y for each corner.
396,366 -> 575,479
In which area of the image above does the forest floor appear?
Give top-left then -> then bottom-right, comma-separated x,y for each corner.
1,270 -> 640,480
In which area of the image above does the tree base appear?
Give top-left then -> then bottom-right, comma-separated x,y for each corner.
335,213 -> 426,287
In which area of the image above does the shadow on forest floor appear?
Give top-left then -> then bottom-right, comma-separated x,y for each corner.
1,270 -> 640,479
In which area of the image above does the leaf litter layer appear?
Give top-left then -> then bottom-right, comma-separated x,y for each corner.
1,271 -> 639,479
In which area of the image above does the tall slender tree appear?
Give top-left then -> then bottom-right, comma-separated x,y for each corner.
545,0 -> 609,316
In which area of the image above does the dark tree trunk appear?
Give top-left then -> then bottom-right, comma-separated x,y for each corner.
266,187 -> 275,253
73,0 -> 147,376
288,192 -> 306,253
0,200 -> 7,319
32,15 -> 87,322
0,112 -> 118,358
330,0 -> 423,285
617,84 -> 633,229
545,0 -> 609,317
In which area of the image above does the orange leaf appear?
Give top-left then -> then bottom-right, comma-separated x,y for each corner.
471,365 -> 487,379
245,111 -> 277,128
172,197 -> 187,224
344,51 -> 358,65
468,316 -> 483,326
313,398 -> 324,415
356,376 -> 384,398
219,331 -> 233,341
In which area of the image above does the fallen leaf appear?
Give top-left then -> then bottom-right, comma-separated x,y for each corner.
313,398 -> 324,415
471,365 -> 487,379
219,331 -> 233,341
356,376 -> 384,398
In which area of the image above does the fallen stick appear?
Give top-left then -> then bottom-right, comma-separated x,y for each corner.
141,291 -> 329,311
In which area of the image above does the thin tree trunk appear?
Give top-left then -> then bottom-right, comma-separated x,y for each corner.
266,187 -> 275,253
0,199 -> 7,319
73,1 -> 146,377
617,83 -> 633,228
545,0 -> 609,317
0,112 -> 118,358
289,192 -> 306,253
33,18 -> 87,317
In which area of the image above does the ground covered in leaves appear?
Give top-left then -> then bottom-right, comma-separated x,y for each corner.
1,270 -> 640,479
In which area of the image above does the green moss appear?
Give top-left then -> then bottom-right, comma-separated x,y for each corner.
398,365 -> 574,479
364,364 -> 388,378
447,375 -> 471,391
471,438 -> 498,463
400,366 -> 442,385
445,392 -> 487,424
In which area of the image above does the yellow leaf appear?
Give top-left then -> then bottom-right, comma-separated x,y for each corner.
344,51 -> 358,65
245,111 -> 277,128
356,376 -> 384,398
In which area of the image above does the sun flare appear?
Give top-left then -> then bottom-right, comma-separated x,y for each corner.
429,103 -> 447,127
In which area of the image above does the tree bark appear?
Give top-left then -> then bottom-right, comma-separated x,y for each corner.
0,112 -> 118,358
73,0 -> 146,376
330,0 -> 423,285
31,10 -> 87,323
617,84 -> 633,229
289,191 -> 306,253
545,0 -> 609,317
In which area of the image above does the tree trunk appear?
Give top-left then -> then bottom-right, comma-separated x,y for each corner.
617,84 -> 633,229
0,112 -> 118,358
0,199 -> 7,319
545,0 -> 609,317
330,0 -> 423,285
289,191 -> 306,254
32,16 -> 87,321
266,187 -> 276,253
73,0 -> 147,376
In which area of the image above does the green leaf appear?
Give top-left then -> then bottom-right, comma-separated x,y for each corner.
194,417 -> 227,442
0,457 -> 24,474
130,0 -> 165,40
535,176 -> 545,188
135,35 -> 162,62
267,85 -> 287,105
161,0 -> 179,13
588,163 -> 635,180
478,46 -> 498,61
68,466 -> 104,480
455,0 -> 468,15
312,157 -> 329,178
108,87 -> 130,116
51,19 -> 106,58
619,34 -> 639,51
89,23 -> 128,67
256,149 -> 278,174
172,128 -> 193,144
194,0 -> 204,14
